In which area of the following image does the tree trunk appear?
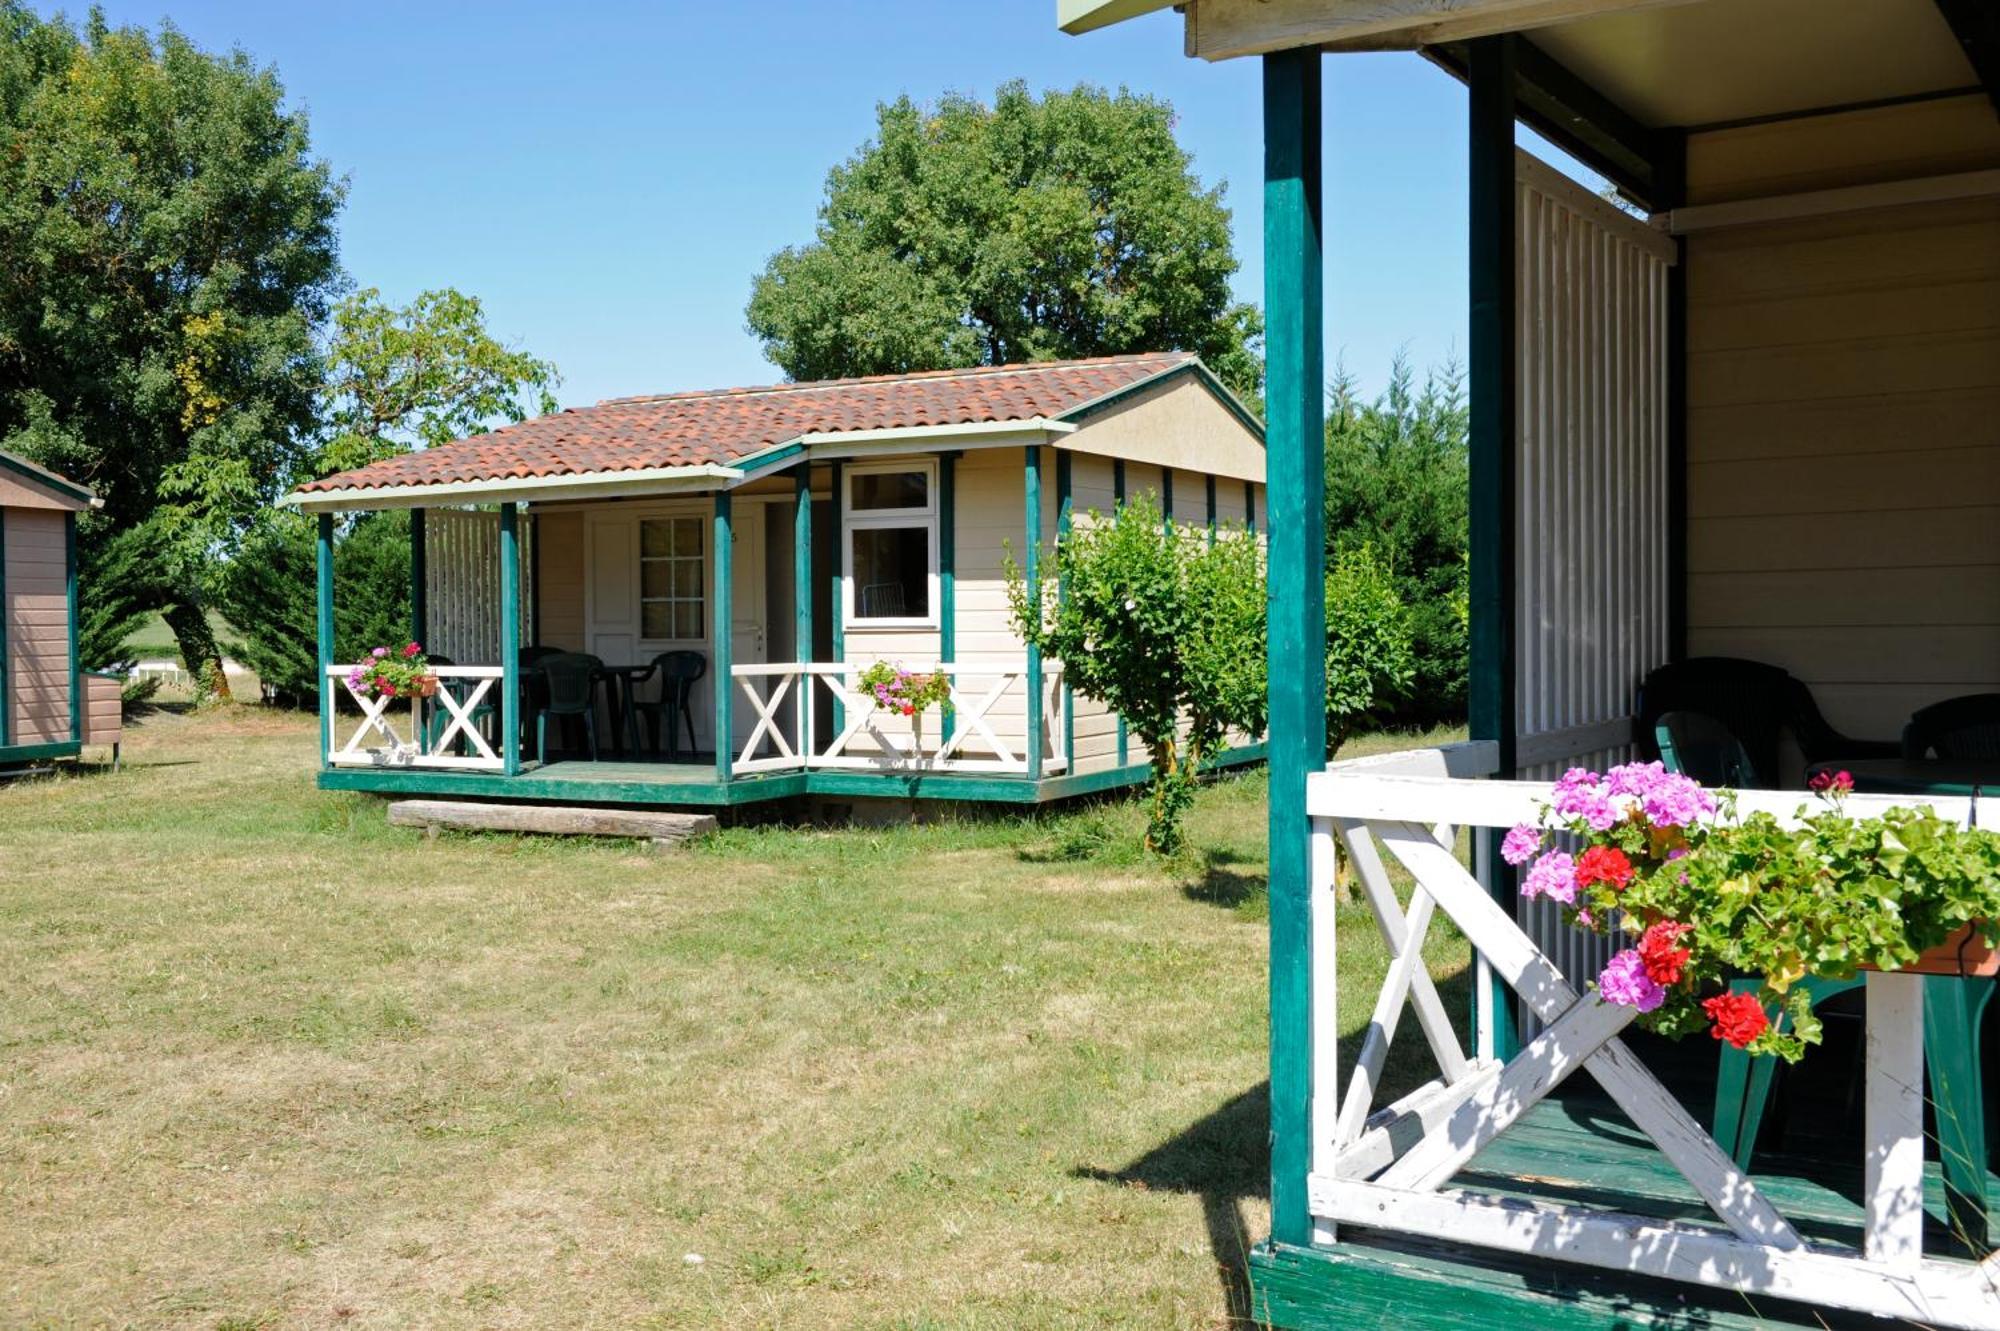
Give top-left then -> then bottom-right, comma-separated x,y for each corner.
164,600 -> 232,700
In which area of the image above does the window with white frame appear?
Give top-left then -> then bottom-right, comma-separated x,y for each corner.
639,515 -> 705,640
844,460 -> 937,626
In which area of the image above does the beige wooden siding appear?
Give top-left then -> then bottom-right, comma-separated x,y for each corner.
1684,185 -> 2000,737
1684,93 -> 2000,207
82,672 -> 120,747
0,470 -> 88,512
535,510 -> 586,651
1061,373 -> 1264,483
6,508 -> 71,744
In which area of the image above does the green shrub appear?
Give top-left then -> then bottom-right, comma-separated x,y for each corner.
1325,544 -> 1416,756
1009,495 -> 1265,854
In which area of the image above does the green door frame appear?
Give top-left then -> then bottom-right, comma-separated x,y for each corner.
1262,46 -> 1328,1251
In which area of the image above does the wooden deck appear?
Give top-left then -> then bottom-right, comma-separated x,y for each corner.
1255,1087 -> 2000,1330
317,743 -> 1267,808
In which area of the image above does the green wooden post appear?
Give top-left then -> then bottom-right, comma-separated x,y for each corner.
64,512 -> 78,741
1023,445 -> 1044,782
939,452 -> 957,744
714,490 -> 733,782
828,460 -> 844,732
316,513 -> 336,769
410,508 -> 428,645
1469,35 -> 1521,1061
1245,480 -> 1257,533
1263,45 -> 1327,1251
1161,467 -> 1174,531
0,507 -> 10,747
1055,449 -> 1073,769
794,469 -> 812,666
498,503 -> 522,775
1113,460 -> 1128,766
1206,474 -> 1218,545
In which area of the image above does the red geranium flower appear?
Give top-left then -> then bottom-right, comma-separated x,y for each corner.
1701,991 -> 1770,1049
1575,845 -> 1635,892
1636,921 -> 1691,986
403,641 -> 422,658
1807,769 -> 1854,794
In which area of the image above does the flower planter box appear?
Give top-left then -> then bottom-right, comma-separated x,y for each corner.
1868,924 -> 1999,978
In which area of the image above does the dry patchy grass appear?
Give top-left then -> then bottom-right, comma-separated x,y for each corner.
0,708 -> 1467,1330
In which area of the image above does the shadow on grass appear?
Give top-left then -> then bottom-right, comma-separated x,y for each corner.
1179,848 -> 1267,910
1074,1082 -> 1270,1324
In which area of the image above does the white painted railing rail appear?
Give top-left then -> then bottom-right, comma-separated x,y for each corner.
1304,743 -> 1999,1329
730,661 -> 1068,777
324,664 -> 505,771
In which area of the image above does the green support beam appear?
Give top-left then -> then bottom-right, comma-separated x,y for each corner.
410,508 -> 428,645
828,460 -> 844,732
1205,474 -> 1217,544
1245,479 -> 1257,533
940,452 -> 957,744
1262,45 -> 1327,1250
1023,445 -> 1044,782
1468,34 -> 1521,1062
1161,467 -> 1174,531
1055,449 -> 1073,768
714,490 -> 734,782
64,512 -> 78,742
1113,460 -> 1128,765
316,513 -> 335,768
499,503 -> 522,776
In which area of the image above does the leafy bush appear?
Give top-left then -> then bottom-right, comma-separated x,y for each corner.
1324,356 -> 1468,726
1325,544 -> 1416,756
1009,496 -> 1265,854
219,510 -> 411,704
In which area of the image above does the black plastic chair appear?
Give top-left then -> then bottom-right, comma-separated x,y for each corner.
1653,710 -> 1757,789
1637,656 -> 1896,789
1903,693 -> 2000,761
536,652 -> 603,763
633,651 -> 706,760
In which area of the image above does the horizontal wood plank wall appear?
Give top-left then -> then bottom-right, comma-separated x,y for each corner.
1685,103 -> 2000,738
535,511 -> 586,651
5,508 -> 71,743
1170,468 -> 1207,529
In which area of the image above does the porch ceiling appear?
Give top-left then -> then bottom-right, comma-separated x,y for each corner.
1527,0 -> 1984,129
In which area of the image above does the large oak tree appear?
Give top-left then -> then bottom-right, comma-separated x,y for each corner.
0,4 -> 343,689
747,82 -> 1262,401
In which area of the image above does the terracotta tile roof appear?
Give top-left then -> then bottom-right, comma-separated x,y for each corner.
298,352 -> 1196,494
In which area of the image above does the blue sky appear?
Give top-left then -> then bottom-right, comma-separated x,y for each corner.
53,0 -> 1584,408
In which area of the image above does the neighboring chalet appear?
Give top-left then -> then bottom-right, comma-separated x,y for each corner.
288,352 -> 1267,809
1,450 -> 119,770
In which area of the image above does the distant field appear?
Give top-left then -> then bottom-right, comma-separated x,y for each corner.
0,710 -> 1468,1330
126,608 -> 240,662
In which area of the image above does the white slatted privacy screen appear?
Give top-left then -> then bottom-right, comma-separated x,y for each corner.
423,508 -> 535,667
1512,152 -> 1675,998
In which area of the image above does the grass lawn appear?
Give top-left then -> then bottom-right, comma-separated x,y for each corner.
0,708 -> 1468,1330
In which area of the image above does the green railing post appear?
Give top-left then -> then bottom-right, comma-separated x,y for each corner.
410,508 -> 427,645
1469,34 -> 1521,1062
1023,445 -> 1043,783
316,512 -> 335,768
1263,45 -> 1326,1251
940,452 -> 957,745
714,490 -> 733,782
499,503 -> 521,776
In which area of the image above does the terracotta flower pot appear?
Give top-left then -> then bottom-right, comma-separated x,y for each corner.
412,675 -> 440,699
1862,924 -> 1999,978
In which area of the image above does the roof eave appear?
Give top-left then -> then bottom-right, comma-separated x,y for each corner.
283,463 -> 746,513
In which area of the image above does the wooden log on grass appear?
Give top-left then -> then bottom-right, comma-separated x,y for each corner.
387,799 -> 716,848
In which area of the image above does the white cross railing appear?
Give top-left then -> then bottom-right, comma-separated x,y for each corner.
1306,743 -> 1998,1329
324,664 -> 505,771
730,661 -> 1068,777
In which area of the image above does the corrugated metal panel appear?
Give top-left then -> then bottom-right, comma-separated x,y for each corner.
424,508 -> 533,666
1513,154 -> 1673,1008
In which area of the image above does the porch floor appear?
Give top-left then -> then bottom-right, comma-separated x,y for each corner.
1255,1087 -> 2000,1330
